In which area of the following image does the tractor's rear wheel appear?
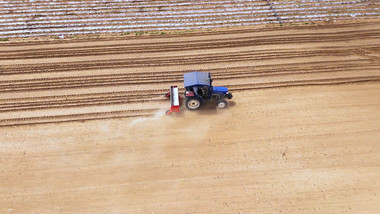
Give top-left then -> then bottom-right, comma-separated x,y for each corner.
217,99 -> 228,109
186,97 -> 202,110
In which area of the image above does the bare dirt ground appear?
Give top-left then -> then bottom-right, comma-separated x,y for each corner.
1,84 -> 379,213
0,20 -> 380,213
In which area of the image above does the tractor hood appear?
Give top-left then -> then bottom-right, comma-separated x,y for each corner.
213,86 -> 228,94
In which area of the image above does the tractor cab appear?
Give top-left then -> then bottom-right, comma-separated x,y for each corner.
184,72 -> 232,110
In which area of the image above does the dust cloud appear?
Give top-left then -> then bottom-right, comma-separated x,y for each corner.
130,109 -> 167,126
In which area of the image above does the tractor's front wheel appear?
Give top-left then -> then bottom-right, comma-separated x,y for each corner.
186,97 -> 202,110
217,99 -> 228,109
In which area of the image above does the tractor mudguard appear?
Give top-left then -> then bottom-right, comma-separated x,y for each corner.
185,91 -> 195,97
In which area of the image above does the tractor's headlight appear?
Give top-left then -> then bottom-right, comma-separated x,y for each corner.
226,92 -> 233,99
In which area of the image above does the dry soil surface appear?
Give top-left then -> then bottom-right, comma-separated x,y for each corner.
0,20 -> 380,213
0,83 -> 379,213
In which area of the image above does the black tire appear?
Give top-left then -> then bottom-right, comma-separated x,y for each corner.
217,99 -> 228,109
185,97 -> 202,110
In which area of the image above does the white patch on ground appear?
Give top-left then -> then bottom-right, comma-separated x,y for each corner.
130,109 -> 167,126
99,121 -> 111,133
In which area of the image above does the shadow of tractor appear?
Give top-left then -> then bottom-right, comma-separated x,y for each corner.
191,99 -> 236,115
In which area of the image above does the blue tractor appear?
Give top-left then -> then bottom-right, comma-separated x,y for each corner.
184,72 -> 233,110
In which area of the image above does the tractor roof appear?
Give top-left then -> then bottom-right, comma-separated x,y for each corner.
184,72 -> 211,87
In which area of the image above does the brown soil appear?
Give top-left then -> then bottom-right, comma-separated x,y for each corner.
1,84 -> 379,213
0,20 -> 379,213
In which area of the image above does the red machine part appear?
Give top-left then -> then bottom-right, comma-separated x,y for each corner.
166,86 -> 180,115
185,91 -> 194,97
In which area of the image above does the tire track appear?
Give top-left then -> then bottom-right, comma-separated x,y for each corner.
227,76 -> 380,91
0,108 -> 161,127
0,95 -> 168,112
0,48 -> 357,75
1,29 -> 379,59
0,89 -> 167,102
1,76 -> 379,127
1,21 -> 379,127
0,59 -> 378,93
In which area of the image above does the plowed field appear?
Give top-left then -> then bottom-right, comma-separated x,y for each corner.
0,20 -> 379,213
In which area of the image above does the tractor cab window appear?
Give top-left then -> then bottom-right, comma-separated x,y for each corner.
190,86 -> 209,99
198,86 -> 209,99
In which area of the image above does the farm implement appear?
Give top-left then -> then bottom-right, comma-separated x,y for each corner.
166,72 -> 233,115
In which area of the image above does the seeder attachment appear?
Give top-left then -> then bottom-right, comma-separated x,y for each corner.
166,86 -> 180,115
